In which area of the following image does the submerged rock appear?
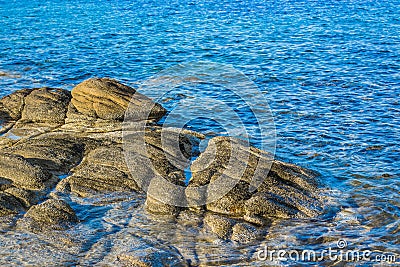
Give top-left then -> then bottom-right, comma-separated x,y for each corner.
23,199 -> 78,230
116,245 -> 189,267
87,231 -> 189,267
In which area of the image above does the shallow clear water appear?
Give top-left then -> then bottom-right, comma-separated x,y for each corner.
0,0 -> 399,265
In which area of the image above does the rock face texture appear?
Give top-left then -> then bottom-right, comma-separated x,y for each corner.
56,145 -> 141,197
21,88 -> 71,123
4,136 -> 84,174
0,153 -> 53,190
0,77 -> 323,265
0,89 -> 31,121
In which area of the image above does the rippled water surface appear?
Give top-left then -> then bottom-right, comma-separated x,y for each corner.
1,0 -> 399,266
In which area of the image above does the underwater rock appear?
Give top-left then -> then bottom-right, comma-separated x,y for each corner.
71,78 -> 166,121
23,199 -> 78,230
92,231 -> 189,267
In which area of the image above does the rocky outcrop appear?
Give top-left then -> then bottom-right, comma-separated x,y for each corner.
4,187 -> 40,208
0,87 -> 71,124
0,75 -> 323,262
0,192 -> 25,216
0,89 -> 31,121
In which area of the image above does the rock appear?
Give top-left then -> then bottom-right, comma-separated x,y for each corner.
188,136 -> 321,220
0,76 -> 327,266
1,121 -> 61,140
124,127 -> 198,215
54,126 -> 196,202
141,169 -> 186,215
0,89 -> 31,121
56,145 -> 140,197
0,153 -> 52,190
0,177 -> 12,191
231,223 -> 259,243
24,199 -> 78,230
4,187 -> 40,208
0,192 -> 25,216
71,78 -> 166,121
116,247 -> 189,267
4,135 -> 85,174
145,195 -> 182,216
205,179 -> 252,216
21,88 -> 71,123
203,213 -> 233,239
243,213 -> 270,226
97,232 -> 189,267
244,192 -> 299,219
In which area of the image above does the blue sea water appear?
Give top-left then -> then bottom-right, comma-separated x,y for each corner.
0,0 -> 399,265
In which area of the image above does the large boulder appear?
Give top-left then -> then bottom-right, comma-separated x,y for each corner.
70,78 -> 166,121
